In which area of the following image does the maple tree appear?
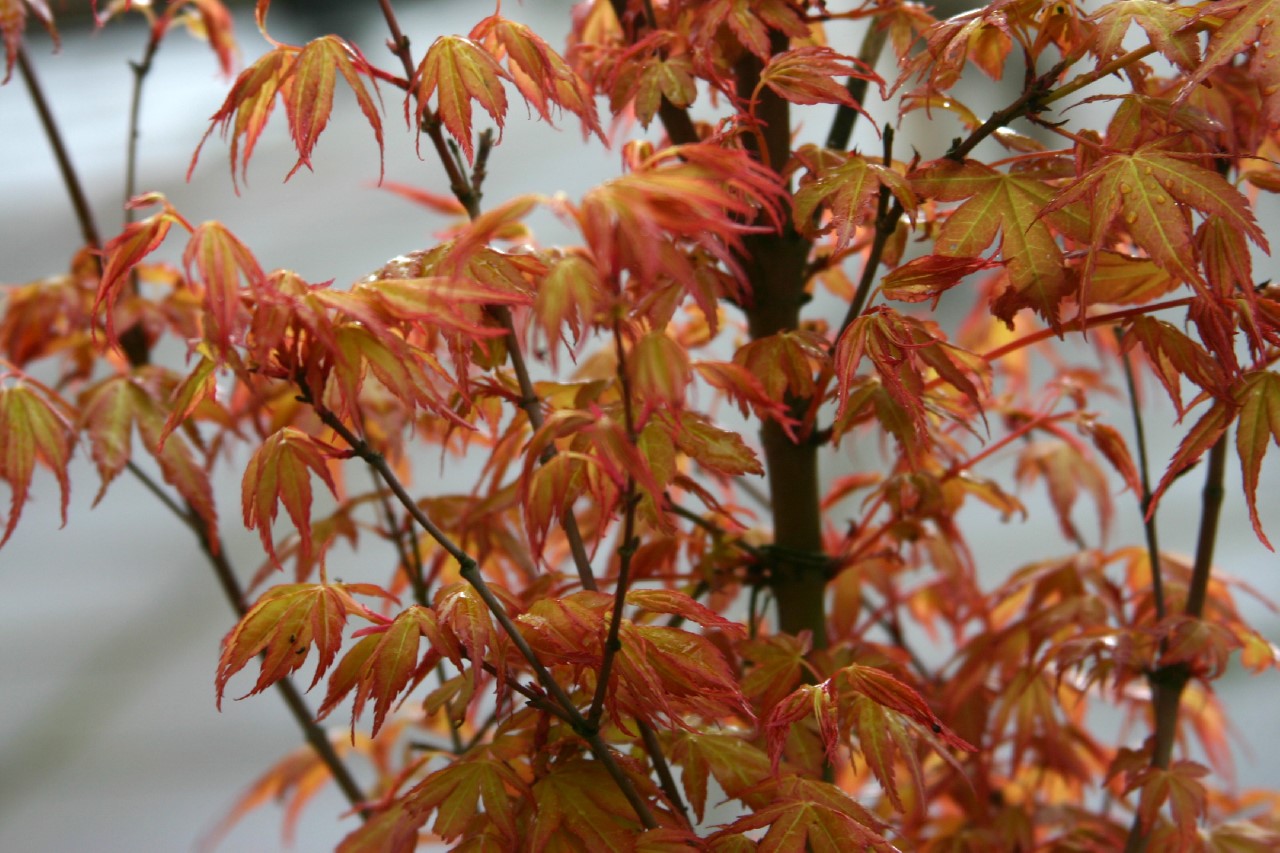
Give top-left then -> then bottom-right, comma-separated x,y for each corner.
5,0 -> 1280,849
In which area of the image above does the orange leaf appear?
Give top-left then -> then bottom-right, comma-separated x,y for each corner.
470,13 -> 602,141
914,160 -> 1089,326
215,581 -> 380,705
630,330 -> 690,407
190,46 -> 292,186
406,755 -> 530,842
165,0 -> 238,77
1150,399 -> 1235,515
839,664 -> 975,752
794,147 -> 916,250
199,735 -> 349,851
625,588 -> 746,638
880,254 -> 996,307
661,409 -> 764,477
96,209 -> 179,346
531,760 -> 648,851
0,382 -> 72,546
1044,141 -> 1268,294
435,582 -> 502,691
414,35 -> 510,163
1178,0 -> 1280,124
284,36 -> 385,181
242,427 -> 340,565
318,605 -> 455,735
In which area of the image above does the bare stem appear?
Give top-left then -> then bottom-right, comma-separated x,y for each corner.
1041,44 -> 1158,108
1117,329 -> 1166,621
587,324 -> 642,728
825,22 -> 888,152
124,31 -> 161,224
18,47 -> 101,249
1123,437 -> 1227,852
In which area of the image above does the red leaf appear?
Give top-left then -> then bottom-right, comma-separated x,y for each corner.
839,664 -> 975,752
182,221 -> 264,355
758,46 -> 879,109
880,254 -> 996,307
626,588 -> 746,638
1150,399 -> 1236,515
1233,370 -> 1280,549
318,606 -> 454,736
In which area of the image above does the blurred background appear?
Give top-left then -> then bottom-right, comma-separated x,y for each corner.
1,1 -> 1276,850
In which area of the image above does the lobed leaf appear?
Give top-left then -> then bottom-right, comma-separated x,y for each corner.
414,35 -> 509,163
242,427 -> 341,565
215,581 -> 390,705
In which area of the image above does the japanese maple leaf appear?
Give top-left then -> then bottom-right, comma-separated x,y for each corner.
1093,0 -> 1199,72
413,35 -> 510,163
1043,140 -> 1267,294
912,160 -> 1089,326
1178,0 -> 1280,124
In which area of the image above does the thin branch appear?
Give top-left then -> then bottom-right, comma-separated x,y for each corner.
1117,329 -> 1166,621
588,323 -> 641,728
637,718 -> 689,824
1040,44 -> 1158,109
833,126 -> 898,338
124,30 -> 162,224
1123,437 -> 1227,853
18,47 -> 101,250
945,58 -> 1067,164
825,22 -> 888,152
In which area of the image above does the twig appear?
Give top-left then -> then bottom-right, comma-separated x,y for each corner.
825,22 -> 888,152
18,47 -> 101,249
833,126 -> 898,339
1123,438 -> 1227,853
1117,329 -> 1166,621
587,323 -> 642,728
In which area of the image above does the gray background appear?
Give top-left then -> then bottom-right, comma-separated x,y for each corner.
1,1 -> 1276,850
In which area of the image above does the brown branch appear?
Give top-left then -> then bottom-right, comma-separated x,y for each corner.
1117,329 -> 1166,622
825,22 -> 889,152
18,47 -> 101,250
1123,437 -> 1227,853
587,324 -> 642,729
